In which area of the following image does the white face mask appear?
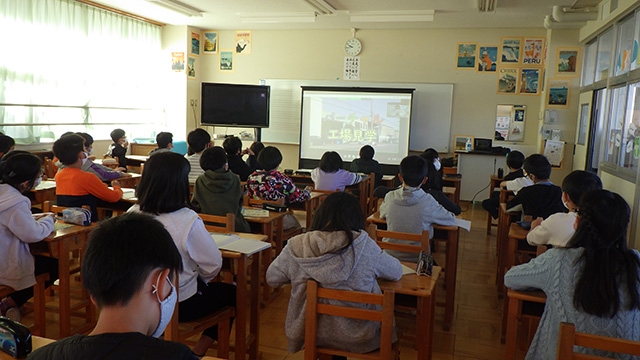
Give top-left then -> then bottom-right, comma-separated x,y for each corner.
151,274 -> 177,338
87,148 -> 93,156
563,200 -> 572,211
81,152 -> 89,165
434,159 -> 441,171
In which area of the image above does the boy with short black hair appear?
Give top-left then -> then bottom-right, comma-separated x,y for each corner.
506,154 -> 565,219
56,132 -> 127,181
379,155 -> 456,262
0,134 -> 15,160
106,128 -> 128,170
53,134 -> 123,221
500,150 -> 532,195
481,150 -> 526,219
149,132 -> 174,156
192,146 -> 251,232
222,136 -> 255,181
350,145 -> 382,187
28,212 -> 197,360
186,129 -> 212,183
527,170 -> 602,247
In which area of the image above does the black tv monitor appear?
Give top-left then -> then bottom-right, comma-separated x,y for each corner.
201,83 -> 270,128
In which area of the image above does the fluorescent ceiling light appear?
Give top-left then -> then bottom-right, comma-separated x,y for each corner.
349,10 -> 435,23
239,12 -> 317,23
477,0 -> 497,12
145,0 -> 204,17
300,0 -> 336,15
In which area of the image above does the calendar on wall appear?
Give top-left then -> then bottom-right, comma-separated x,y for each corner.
343,56 -> 360,80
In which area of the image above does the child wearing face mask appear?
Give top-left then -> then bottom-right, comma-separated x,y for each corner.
28,212 -> 198,360
53,134 -> 124,222
55,132 -> 129,181
128,152 -> 236,358
191,146 -> 250,233
106,128 -> 129,171
526,170 -> 602,248
0,151 -> 58,322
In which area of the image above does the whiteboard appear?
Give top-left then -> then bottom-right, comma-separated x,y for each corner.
261,79 -> 454,152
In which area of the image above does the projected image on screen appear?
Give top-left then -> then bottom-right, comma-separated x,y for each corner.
300,88 -> 413,166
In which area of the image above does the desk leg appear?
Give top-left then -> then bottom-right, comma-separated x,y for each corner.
504,296 -> 521,360
444,230 -> 459,331
417,286 -> 436,360
58,238 -> 71,337
249,253 -> 261,360
506,235 -> 516,280
235,256 -> 247,360
262,222 -> 274,303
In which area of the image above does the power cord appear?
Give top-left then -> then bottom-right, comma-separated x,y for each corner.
460,181 -> 491,212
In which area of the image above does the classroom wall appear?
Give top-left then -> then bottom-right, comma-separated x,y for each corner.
179,27 -> 556,167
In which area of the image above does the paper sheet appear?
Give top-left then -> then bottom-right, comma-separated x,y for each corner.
455,218 -> 472,232
543,140 -> 565,166
210,233 -> 271,255
401,264 -> 415,275
243,208 -> 269,217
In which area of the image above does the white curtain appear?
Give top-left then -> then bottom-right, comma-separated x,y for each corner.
0,0 -> 163,143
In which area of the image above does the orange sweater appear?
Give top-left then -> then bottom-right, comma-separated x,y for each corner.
55,168 -> 123,202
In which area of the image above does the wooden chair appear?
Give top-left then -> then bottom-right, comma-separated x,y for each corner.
43,201 -> 91,215
556,322 -> 640,359
243,196 -> 303,240
366,223 -> 430,257
304,280 -> 399,360
164,280 -> 234,359
367,172 -> 376,216
43,157 -> 57,179
305,189 -> 341,229
0,273 -> 49,336
198,213 -> 235,233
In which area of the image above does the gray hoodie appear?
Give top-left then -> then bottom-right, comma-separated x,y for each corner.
266,230 -> 402,353
380,186 -> 456,262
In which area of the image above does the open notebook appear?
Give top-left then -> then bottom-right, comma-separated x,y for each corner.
210,233 -> 271,255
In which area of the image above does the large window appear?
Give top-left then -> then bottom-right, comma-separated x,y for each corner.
595,27 -> 614,82
0,0 -> 164,144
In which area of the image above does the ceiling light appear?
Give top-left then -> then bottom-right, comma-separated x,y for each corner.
477,0 -> 497,12
145,0 -> 204,17
349,10 -> 435,23
300,0 -> 336,15
239,12 -> 317,24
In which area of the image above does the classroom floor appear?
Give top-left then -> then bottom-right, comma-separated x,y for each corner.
21,203 -> 518,359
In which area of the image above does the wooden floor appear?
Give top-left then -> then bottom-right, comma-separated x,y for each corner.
20,202 -> 513,359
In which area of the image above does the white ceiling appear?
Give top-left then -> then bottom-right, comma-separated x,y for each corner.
92,0 -> 582,30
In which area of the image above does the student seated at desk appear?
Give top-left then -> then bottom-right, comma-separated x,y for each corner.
0,151 -> 58,322
53,134 -> 124,222
311,151 -> 365,191
505,190 -> 640,360
186,128 -> 213,184
128,152 -> 236,358
420,148 -> 443,191
481,150 -> 525,219
149,132 -> 174,156
527,170 -> 602,248
247,146 -> 311,230
192,146 -> 250,232
56,132 -> 128,181
266,192 -> 402,356
501,152 -> 533,196
106,128 -> 128,171
223,136 -> 255,181
28,213 -> 198,360
350,145 -> 382,187
380,155 -> 456,262
505,154 -> 565,219
0,134 -> 15,165
245,141 -> 264,171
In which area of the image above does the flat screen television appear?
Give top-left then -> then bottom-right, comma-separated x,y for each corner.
201,83 -> 270,127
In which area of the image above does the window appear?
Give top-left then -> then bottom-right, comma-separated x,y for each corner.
595,28 -> 615,82
582,41 -> 597,86
620,82 -> 640,175
0,0 -> 164,144
604,86 -> 627,166
614,15 -> 635,76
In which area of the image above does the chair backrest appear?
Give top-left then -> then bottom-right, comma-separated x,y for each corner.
43,200 -> 91,216
43,157 -> 57,179
556,322 -> 640,359
198,213 -> 235,233
243,195 -> 285,207
304,279 -> 396,360
366,223 -> 430,255
367,172 -> 376,216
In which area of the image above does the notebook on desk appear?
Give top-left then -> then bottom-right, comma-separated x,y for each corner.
210,233 -> 271,255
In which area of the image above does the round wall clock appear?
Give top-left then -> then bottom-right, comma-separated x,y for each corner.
344,37 -> 362,56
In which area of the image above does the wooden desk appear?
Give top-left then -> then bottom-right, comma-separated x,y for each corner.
29,180 -> 57,208
496,203 -> 520,296
442,176 -> 461,204
442,186 -> 456,203
289,173 -> 370,215
110,173 -> 141,188
379,265 -> 441,360
367,212 -> 459,331
381,174 -> 397,188
504,290 -> 546,360
30,221 -> 98,338
219,232 -> 268,360
0,336 -> 55,360
244,211 -> 286,303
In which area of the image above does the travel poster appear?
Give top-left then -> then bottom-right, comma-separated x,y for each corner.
477,46 -> 498,72
522,38 -> 545,65
556,47 -> 580,76
187,57 -> 196,79
203,31 -> 218,54
235,30 -> 251,54
220,50 -> 233,72
171,52 -> 184,72
500,37 -> 521,64
191,31 -> 200,56
547,79 -> 571,108
456,42 -> 477,69
497,67 -> 518,94
519,68 -> 541,95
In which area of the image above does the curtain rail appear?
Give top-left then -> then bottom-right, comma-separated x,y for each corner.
0,103 -> 151,111
74,0 -> 166,27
